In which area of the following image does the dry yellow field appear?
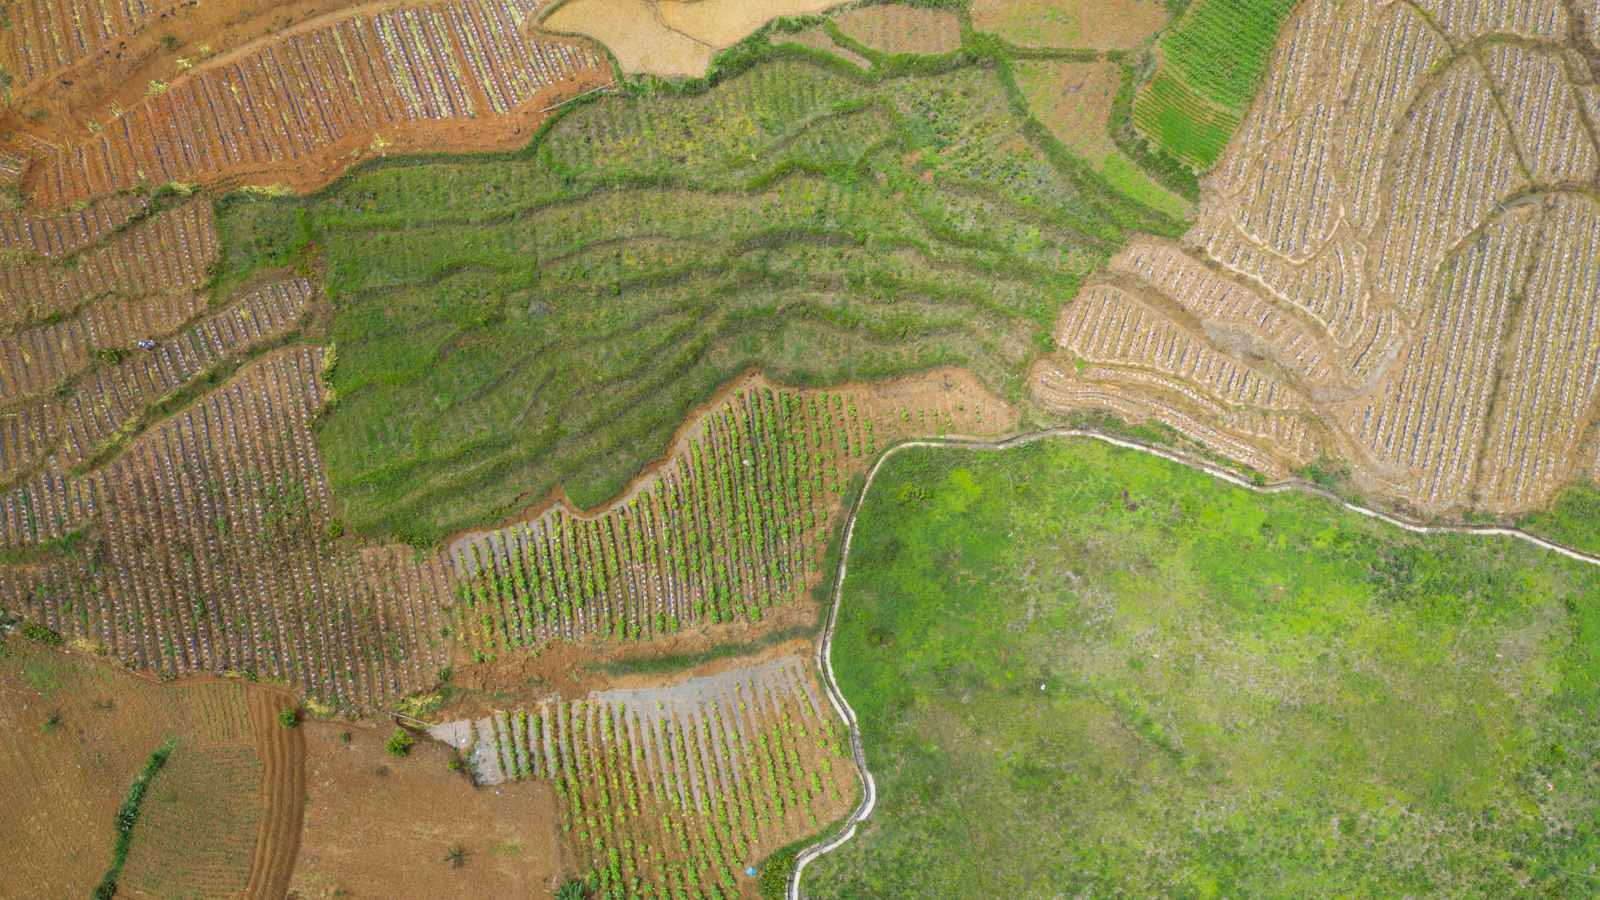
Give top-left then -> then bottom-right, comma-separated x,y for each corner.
544,0 -> 845,76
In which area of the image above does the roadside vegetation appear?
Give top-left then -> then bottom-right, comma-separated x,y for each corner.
807,437 -> 1600,898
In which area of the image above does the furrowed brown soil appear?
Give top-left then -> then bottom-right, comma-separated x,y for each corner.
971,0 -> 1167,50
246,688 -> 307,900
6,1 -> 613,208
286,717 -> 562,900
835,4 -> 962,55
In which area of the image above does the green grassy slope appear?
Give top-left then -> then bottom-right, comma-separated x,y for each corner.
215,39 -> 1185,543
807,438 -> 1600,898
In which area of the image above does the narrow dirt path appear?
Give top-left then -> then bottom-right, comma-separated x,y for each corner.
244,687 -> 307,900
789,424 -> 1600,899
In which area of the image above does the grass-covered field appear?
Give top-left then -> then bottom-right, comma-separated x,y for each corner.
806,438 -> 1600,898
215,33 -> 1185,543
1132,0 -> 1298,169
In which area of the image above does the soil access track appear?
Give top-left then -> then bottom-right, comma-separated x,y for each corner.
789,424 -> 1600,899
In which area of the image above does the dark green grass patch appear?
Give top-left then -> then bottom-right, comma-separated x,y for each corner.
1132,69 -> 1242,169
218,50 -> 1186,543
805,438 -> 1600,899
1160,0 -> 1299,110
1521,482 -> 1600,556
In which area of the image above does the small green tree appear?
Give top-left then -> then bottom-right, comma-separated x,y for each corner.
385,727 -> 413,757
277,707 -> 298,728
554,878 -> 588,900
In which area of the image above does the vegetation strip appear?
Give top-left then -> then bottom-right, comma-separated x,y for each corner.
93,737 -> 178,900
791,425 -> 1600,899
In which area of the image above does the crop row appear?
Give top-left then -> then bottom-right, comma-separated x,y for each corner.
451,385 -> 984,656
1480,197 -> 1600,511
1033,359 -> 1287,476
117,746 -> 264,900
1369,61 -> 1523,318
1195,217 -> 1371,352
0,0 -> 161,88
1343,210 -> 1535,509
1485,45 -> 1597,186
1429,0 -> 1567,41
0,287 -> 208,411
0,199 -> 216,326
25,1 -> 605,207
60,278 -> 314,466
1158,0 -> 1299,111
1057,284 -> 1301,412
171,681 -> 255,745
0,400 -> 56,483
0,277 -> 300,488
1130,69 -> 1241,170
1112,238 -> 1331,384
0,192 -> 147,260
439,657 -> 850,899
0,348 -> 453,707
1331,5 -> 1444,237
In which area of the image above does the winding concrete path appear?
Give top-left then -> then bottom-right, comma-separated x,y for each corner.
789,425 -> 1600,899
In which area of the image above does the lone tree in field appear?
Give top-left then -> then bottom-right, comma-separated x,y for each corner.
277,706 -> 298,728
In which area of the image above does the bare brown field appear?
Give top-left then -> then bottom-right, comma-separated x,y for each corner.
835,4 -> 962,56
288,716 -> 562,900
0,640 -> 279,900
971,0 -> 1167,50
545,0 -> 714,77
7,1 -> 611,207
245,687 -> 307,900
1033,0 -> 1600,517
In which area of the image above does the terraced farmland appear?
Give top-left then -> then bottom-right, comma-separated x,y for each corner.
1038,0 -> 1600,522
450,377 -> 1008,655
215,48 -> 1179,543
430,656 -> 852,899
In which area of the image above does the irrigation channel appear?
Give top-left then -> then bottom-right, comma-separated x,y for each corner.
787,425 -> 1600,899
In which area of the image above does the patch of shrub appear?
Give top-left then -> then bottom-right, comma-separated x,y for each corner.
385,727 -> 414,757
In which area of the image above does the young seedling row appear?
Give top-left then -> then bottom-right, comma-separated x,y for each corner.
0,192 -> 148,260
432,657 -> 852,900
451,383 -> 987,656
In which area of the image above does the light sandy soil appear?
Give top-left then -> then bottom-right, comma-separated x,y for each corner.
543,0 -> 846,76
661,0 -> 842,49
971,0 -> 1167,50
546,0 -> 713,77
287,717 -> 563,900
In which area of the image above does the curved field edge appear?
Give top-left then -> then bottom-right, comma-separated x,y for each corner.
1130,0 -> 1299,171
209,27 -> 1189,546
793,427 -> 1600,899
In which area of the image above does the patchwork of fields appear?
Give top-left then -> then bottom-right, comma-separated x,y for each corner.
3,0 -> 1600,895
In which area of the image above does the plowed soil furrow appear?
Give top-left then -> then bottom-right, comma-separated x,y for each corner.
244,689 -> 306,900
